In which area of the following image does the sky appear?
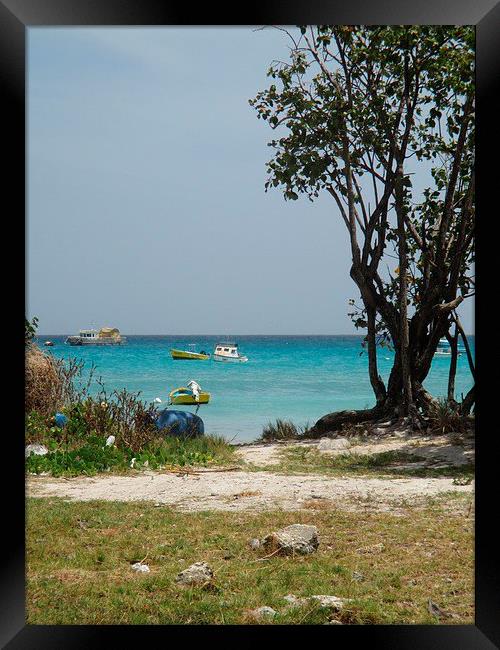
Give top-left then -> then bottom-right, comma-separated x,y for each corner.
27,27 -> 473,335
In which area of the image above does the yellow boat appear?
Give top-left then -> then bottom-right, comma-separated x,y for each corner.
170,346 -> 210,360
169,383 -> 211,405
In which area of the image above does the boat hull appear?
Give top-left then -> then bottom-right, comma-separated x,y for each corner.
213,354 -> 248,363
170,348 -> 210,360
169,388 -> 210,405
65,336 -> 126,345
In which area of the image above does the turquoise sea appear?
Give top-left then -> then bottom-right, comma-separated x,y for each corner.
36,335 -> 475,443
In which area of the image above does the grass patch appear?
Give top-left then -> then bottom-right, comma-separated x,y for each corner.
262,446 -> 475,480
260,419 -> 310,442
26,434 -> 238,477
27,497 -> 474,625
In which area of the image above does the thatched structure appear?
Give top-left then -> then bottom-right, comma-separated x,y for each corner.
25,344 -> 62,415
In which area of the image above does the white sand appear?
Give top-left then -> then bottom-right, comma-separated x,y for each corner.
27,434 -> 474,514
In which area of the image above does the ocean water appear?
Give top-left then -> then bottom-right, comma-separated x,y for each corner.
36,335 -> 475,442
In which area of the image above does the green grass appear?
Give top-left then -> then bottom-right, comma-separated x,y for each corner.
258,446 -> 475,480
27,497 -> 474,625
26,434 -> 238,477
260,419 -> 310,442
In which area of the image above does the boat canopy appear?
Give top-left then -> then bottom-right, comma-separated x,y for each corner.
99,327 -> 121,338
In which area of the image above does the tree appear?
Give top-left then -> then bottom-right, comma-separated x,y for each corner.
25,316 -> 39,346
250,26 -> 474,432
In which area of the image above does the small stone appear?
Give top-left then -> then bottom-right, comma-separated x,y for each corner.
131,563 -> 150,573
25,444 -> 48,458
130,458 -> 136,468
324,620 -> 343,625
248,538 -> 261,550
176,561 -> 213,586
105,435 -> 115,446
310,595 -> 350,610
262,524 -> 319,556
352,571 -> 365,582
284,594 -> 350,611
248,606 -> 277,620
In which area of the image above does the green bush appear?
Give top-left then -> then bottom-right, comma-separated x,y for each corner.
25,432 -> 236,477
26,435 -> 133,477
428,398 -> 470,435
25,355 -> 236,477
260,418 -> 310,441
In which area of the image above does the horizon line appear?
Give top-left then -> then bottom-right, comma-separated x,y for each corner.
36,332 -> 475,337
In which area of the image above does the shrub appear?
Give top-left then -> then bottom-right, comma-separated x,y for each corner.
25,354 -> 237,476
260,418 -> 310,442
25,433 -> 235,477
428,398 -> 470,435
25,435 -> 133,477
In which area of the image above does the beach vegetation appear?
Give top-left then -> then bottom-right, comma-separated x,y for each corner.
26,497 -> 473,625
269,445 -> 474,481
25,356 -> 236,476
250,26 -> 475,430
427,398 -> 472,435
260,418 -> 310,441
26,432 -> 236,477
25,316 -> 39,346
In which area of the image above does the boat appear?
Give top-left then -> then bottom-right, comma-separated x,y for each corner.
43,341 -> 54,347
171,344 -> 210,360
65,327 -> 126,346
168,380 -> 210,405
213,341 -> 248,363
434,337 -> 463,356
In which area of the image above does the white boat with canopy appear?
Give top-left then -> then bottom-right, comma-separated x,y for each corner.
213,341 -> 248,363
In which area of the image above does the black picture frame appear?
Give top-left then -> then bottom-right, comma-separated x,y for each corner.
3,0 -> 499,647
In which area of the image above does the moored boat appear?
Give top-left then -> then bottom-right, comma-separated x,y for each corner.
65,327 -> 126,345
434,337 -> 463,356
171,345 -> 210,360
213,341 -> 248,363
168,380 -> 210,405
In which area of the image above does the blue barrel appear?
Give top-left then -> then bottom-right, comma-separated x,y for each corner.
54,412 -> 68,428
155,408 -> 204,438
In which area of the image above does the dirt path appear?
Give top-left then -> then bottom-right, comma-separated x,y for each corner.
27,434 -> 474,514
27,469 -> 473,513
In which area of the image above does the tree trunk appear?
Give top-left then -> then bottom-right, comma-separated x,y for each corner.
447,324 -> 459,403
461,385 -> 475,415
453,313 -> 475,380
367,306 -> 387,405
394,163 -> 413,417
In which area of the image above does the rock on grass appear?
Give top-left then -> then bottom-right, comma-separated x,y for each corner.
284,594 -> 351,610
262,524 -> 319,556
247,606 -> 277,620
175,562 -> 213,586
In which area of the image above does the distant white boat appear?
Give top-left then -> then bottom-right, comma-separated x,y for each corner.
65,327 -> 126,346
435,337 -> 463,356
213,341 -> 248,363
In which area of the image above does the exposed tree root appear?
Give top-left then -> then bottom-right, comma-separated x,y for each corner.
307,406 -> 385,438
